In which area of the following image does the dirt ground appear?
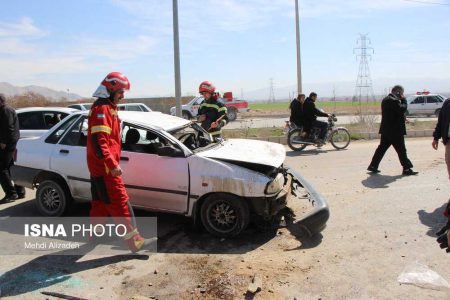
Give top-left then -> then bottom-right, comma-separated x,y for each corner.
0,138 -> 449,299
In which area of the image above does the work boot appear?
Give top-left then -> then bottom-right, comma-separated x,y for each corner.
367,166 -> 380,173
124,229 -> 157,253
402,168 -> 418,176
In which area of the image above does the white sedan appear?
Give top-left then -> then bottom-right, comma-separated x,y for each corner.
11,111 -> 329,237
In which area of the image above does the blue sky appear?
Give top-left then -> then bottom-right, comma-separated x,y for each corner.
0,0 -> 449,99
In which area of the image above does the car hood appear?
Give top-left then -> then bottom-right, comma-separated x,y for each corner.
198,139 -> 285,168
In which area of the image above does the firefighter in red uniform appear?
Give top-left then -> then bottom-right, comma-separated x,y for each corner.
87,72 -> 152,252
197,81 -> 228,141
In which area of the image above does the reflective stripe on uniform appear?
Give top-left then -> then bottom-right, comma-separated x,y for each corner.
91,125 -> 112,134
123,228 -> 139,240
218,106 -> 227,112
200,103 -> 220,110
210,130 -> 222,136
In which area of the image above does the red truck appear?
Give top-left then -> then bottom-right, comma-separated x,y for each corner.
170,91 -> 249,121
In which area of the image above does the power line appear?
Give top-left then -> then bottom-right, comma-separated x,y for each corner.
402,0 -> 450,6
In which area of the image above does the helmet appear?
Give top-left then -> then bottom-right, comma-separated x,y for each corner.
101,72 -> 130,93
199,81 -> 215,94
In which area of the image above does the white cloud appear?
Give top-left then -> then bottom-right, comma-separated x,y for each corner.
0,38 -> 36,54
0,17 -> 46,38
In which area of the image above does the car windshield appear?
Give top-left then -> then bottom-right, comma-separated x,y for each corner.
169,122 -> 216,152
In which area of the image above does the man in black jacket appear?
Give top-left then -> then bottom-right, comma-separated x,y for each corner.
367,85 -> 418,176
289,93 -> 305,128
302,92 -> 330,143
432,98 -> 450,180
0,94 -> 22,203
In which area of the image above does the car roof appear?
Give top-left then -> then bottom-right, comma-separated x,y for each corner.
69,103 -> 92,106
118,103 -> 147,106
76,111 -> 190,131
16,107 -> 78,113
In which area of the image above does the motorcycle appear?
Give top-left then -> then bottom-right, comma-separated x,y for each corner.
285,114 -> 351,151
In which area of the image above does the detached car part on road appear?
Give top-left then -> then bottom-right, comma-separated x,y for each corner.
11,111 -> 329,237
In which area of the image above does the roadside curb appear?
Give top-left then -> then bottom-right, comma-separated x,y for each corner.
242,129 -> 434,146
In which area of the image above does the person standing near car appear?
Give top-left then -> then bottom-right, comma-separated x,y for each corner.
367,85 -> 418,175
0,94 -> 25,203
302,92 -> 330,143
197,81 -> 228,141
432,97 -> 450,180
87,72 -> 152,252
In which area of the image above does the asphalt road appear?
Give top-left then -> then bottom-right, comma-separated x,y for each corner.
228,115 -> 437,129
0,137 -> 449,299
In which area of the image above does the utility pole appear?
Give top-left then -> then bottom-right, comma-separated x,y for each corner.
295,0 -> 302,94
268,78 -> 275,103
353,33 -> 375,108
172,0 -> 182,117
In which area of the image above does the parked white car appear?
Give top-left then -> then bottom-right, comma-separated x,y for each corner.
67,103 -> 92,111
11,111 -> 329,237
406,92 -> 446,116
16,107 -> 77,138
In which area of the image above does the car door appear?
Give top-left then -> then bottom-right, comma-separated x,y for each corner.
120,123 -> 189,213
49,116 -> 91,200
17,111 -> 47,138
408,96 -> 425,115
425,96 -> 441,115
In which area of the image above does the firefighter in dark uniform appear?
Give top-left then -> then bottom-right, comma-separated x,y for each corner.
197,81 -> 228,141
367,85 -> 418,176
88,72 -> 153,252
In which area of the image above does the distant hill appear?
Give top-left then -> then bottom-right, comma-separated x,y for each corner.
0,82 -> 83,101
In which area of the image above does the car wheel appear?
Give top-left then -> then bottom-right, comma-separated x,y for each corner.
36,180 -> 70,216
182,111 -> 191,120
227,108 -> 237,121
435,109 -> 441,117
200,193 -> 249,238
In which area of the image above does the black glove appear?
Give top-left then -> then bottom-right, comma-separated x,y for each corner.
436,230 -> 450,253
436,220 -> 450,236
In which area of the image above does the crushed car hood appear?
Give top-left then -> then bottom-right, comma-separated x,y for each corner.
198,139 -> 286,168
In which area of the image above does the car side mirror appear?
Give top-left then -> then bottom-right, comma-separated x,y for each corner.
157,145 -> 184,157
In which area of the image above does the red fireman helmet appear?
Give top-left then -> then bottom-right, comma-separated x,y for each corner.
199,81 -> 215,94
101,72 -> 130,93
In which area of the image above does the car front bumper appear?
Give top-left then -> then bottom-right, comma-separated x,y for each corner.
248,166 -> 329,236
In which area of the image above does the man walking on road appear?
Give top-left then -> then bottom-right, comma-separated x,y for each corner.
367,85 -> 418,176
87,72 -> 153,252
0,94 -> 25,203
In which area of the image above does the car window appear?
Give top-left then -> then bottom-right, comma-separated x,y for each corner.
426,96 -> 440,103
126,105 -> 142,111
122,123 -> 170,154
60,117 -> 88,146
45,115 -> 80,144
43,112 -> 64,129
139,104 -> 151,112
170,122 -> 214,151
411,97 -> 424,104
18,112 -> 46,130
82,104 -> 92,110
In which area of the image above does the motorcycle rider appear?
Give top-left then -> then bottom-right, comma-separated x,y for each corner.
87,72 -> 154,252
289,94 -> 306,128
197,81 -> 228,141
302,92 -> 330,144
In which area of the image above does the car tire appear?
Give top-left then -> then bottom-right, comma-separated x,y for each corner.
200,193 -> 249,238
182,111 -> 191,120
435,109 -> 441,117
227,108 -> 237,121
36,180 -> 71,217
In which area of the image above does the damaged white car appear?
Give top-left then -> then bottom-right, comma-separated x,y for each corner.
12,111 -> 329,237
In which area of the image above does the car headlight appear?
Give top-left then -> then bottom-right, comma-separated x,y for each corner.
265,173 -> 284,194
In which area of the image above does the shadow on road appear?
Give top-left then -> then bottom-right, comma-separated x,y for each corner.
361,173 -> 403,189
0,200 -> 322,256
0,245 -> 149,298
286,149 -> 328,156
417,201 -> 449,237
